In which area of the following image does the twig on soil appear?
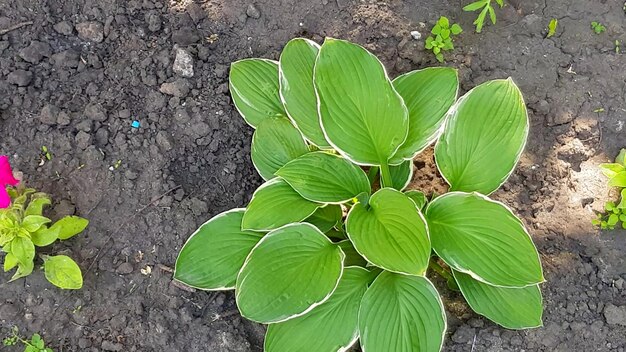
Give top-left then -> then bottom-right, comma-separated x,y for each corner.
0,21 -> 33,35
470,334 -> 477,352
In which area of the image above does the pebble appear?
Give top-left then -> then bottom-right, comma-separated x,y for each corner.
246,3 -> 261,19
171,28 -> 200,45
173,48 -> 194,77
7,70 -> 33,86
604,304 -> 626,326
40,104 -> 59,125
54,21 -> 74,35
101,341 -> 123,351
76,21 -> 104,42
51,50 -> 80,68
116,262 -> 134,274
410,30 -> 422,40
75,131 -> 92,150
19,41 -> 52,64
84,103 -> 108,122
160,79 -> 191,98
57,111 -> 71,126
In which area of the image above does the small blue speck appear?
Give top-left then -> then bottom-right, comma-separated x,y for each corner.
131,120 -> 140,129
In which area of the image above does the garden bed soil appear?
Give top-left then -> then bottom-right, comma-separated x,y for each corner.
1,0 -> 626,351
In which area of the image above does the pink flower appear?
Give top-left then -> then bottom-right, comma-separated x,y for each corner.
0,156 -> 19,208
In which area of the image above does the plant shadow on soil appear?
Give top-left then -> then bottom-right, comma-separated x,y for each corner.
0,0 -> 625,351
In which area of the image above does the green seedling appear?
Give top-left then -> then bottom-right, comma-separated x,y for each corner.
595,149 -> 626,230
1,186 -> 88,289
174,37 -> 544,351
591,21 -> 606,34
425,16 -> 463,62
3,326 -> 53,352
464,0 -> 504,33
547,18 -> 558,38
616,40 -> 621,54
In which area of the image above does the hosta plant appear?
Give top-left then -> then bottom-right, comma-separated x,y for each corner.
175,37 -> 544,351
0,156 -> 88,289
594,148 -> 626,229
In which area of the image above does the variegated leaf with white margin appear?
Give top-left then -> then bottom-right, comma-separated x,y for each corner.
359,272 -> 446,352
265,267 -> 375,352
174,209 -> 264,290
251,116 -> 309,180
390,67 -> 458,164
389,159 -> 414,191
230,59 -> 287,127
346,188 -> 430,276
242,178 -> 321,231
425,192 -> 543,287
453,270 -> 543,329
304,204 -> 343,233
435,78 -> 528,195
236,223 -> 344,323
314,38 -> 408,169
279,38 -> 330,148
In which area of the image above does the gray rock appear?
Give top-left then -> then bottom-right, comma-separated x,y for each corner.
40,104 -> 59,125
0,41 -> 10,55
451,325 -> 475,344
19,41 -> 52,64
75,131 -> 92,150
7,70 -> 33,86
246,3 -> 261,19
190,198 -> 208,216
145,11 -> 161,32
53,21 -> 73,35
116,262 -> 134,275
76,21 -> 104,42
156,131 -> 173,151
53,199 -> 76,217
604,304 -> 626,326
95,128 -> 109,146
51,50 -> 80,68
101,340 -> 123,351
410,30 -> 422,40
186,2 -> 206,24
173,48 -> 194,77
57,111 -> 71,126
84,103 -> 108,122
159,79 -> 191,97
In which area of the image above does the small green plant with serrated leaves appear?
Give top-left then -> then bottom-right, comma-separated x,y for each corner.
3,326 -> 53,352
464,0 -> 504,33
175,37 -> 544,351
594,149 -> 626,230
1,185 -> 88,290
425,16 -> 463,62
591,21 -> 606,34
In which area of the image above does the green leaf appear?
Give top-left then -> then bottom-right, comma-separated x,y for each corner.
488,5 -> 497,24
600,163 -> 625,178
10,261 -> 34,281
435,78 -> 528,195
230,59 -> 287,128
426,192 -> 543,287
251,116 -> 309,180
10,236 -> 35,266
174,209 -> 264,290
547,18 -> 558,38
391,67 -> 458,163
436,53 -> 444,62
265,267 -> 372,352
337,240 -> 368,267
347,188 -> 430,275
236,223 -> 344,323
43,255 -> 83,289
454,270 -> 543,329
31,226 -> 60,247
359,272 -> 446,352
21,215 -> 51,232
438,16 -> 450,28
405,190 -> 428,210
608,213 -> 619,226
31,334 -> 44,349
616,148 -> 626,166
304,205 -> 343,233
432,24 -> 442,35
463,0 -> 488,11
242,178 -> 321,231
609,171 -> 626,187
495,0 -> 504,6
475,6 -> 489,32
279,38 -> 330,148
617,189 -> 626,209
389,159 -> 413,191
276,151 -> 371,203
451,23 -> 463,35
52,216 -> 89,240
3,252 -> 18,272
24,195 -> 51,217
314,38 -> 408,166
441,28 -> 451,38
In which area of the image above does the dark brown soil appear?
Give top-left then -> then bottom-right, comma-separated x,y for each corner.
1,0 -> 625,351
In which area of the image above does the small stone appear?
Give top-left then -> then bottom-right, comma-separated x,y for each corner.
410,31 -> 422,40
156,131 -> 173,151
84,103 -> 108,122
536,99 -> 550,115
173,48 -> 194,77
53,199 -> 76,217
0,41 -> 9,55
246,3 -> 261,18
40,104 -> 59,125
604,304 -> 626,326
76,21 -> 104,43
54,21 -> 73,35
51,50 -> 80,68
19,41 -> 52,64
186,2 -> 205,23
95,128 -> 110,146
451,325 -> 475,344
78,338 -> 91,349
159,79 -> 191,98
75,131 -> 92,150
171,28 -> 200,45
116,262 -> 134,275
7,70 -> 33,86
101,340 -> 123,351
145,11 -> 161,32
189,198 -> 208,216
57,111 -> 71,126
